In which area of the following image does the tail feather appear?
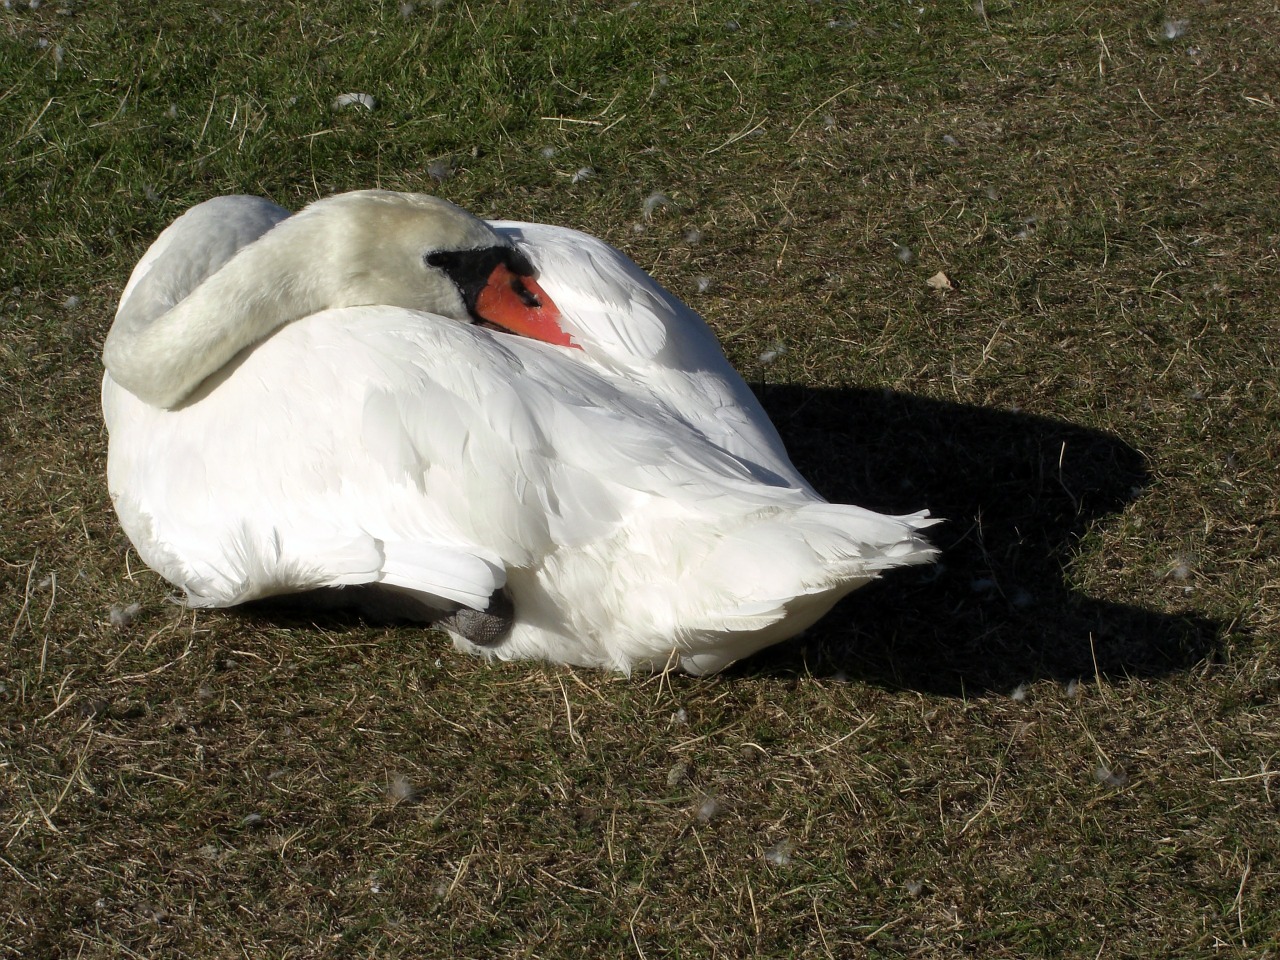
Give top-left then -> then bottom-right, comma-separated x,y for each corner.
687,503 -> 937,633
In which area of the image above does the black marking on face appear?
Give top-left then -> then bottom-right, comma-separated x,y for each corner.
425,246 -> 537,317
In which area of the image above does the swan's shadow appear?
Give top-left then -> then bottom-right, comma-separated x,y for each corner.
738,385 -> 1223,694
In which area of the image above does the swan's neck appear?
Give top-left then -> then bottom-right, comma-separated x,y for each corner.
104,212 -> 336,408
104,192 -> 498,409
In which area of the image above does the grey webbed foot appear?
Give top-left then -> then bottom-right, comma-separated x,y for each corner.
437,589 -> 514,647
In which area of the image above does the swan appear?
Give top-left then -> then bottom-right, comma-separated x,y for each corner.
102,190 -> 936,674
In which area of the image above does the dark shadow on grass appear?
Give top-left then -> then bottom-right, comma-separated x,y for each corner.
241,383 -> 1223,696
733,385 -> 1225,695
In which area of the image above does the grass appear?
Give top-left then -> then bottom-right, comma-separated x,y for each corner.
2,0 -> 1278,956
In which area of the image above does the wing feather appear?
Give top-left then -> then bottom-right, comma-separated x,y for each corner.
491,221 -> 811,490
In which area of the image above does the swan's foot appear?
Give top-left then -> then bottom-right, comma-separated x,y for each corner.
437,589 -> 513,647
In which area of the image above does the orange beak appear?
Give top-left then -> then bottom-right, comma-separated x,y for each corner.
474,262 -> 579,350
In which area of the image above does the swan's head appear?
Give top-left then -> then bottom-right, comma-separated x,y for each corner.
105,190 -> 578,410
310,191 -> 575,348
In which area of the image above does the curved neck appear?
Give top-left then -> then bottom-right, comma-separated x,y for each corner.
104,192 -> 495,409
104,225 -> 312,407
103,211 -> 328,409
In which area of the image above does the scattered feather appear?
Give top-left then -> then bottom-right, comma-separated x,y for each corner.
53,44 -> 64,66
695,795 -> 722,823
136,901 -> 166,922
1094,765 -> 1129,788
631,223 -> 646,235
927,270 -> 955,291
905,879 -> 926,897
1010,683 -> 1029,703
61,294 -> 81,311
1162,18 -> 1188,41
427,157 -> 454,183
683,227 -> 702,245
197,682 -> 215,701
694,276 -> 712,294
198,843 -> 223,862
1066,678 -> 1082,698
724,19 -> 740,31
894,243 -> 916,265
759,342 -> 787,365
672,706 -> 688,724
539,145 -> 557,159
109,601 -> 142,629
165,104 -> 178,120
332,92 -> 376,111
941,133 -> 959,147
388,774 -> 418,802
240,812 -> 265,828
642,192 -> 671,219
763,839 -> 793,866
571,166 -> 595,184
398,2 -> 415,17
822,115 -> 837,130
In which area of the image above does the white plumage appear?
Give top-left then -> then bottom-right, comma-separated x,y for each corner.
102,190 -> 935,674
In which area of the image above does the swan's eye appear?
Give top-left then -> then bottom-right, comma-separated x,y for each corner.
511,276 -> 541,308
424,246 -> 543,317
423,246 -> 546,325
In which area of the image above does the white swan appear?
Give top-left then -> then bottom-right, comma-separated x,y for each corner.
102,190 -> 936,674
